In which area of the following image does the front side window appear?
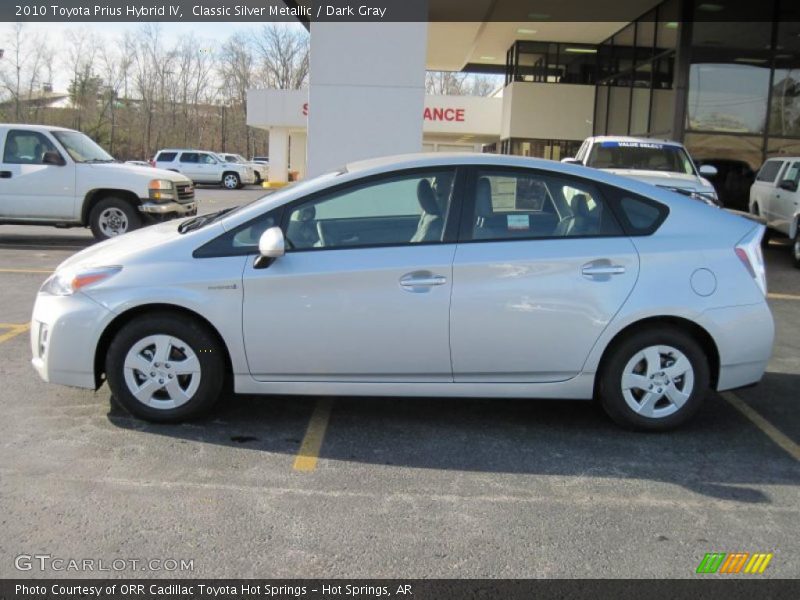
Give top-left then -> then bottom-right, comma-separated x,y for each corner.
198,153 -> 217,165
470,169 -> 622,241
3,130 -> 60,164
781,162 -> 800,186
51,130 -> 113,163
756,160 -> 784,183
284,170 -> 455,250
587,141 -> 695,175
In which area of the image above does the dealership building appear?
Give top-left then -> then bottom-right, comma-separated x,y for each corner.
247,0 -> 800,187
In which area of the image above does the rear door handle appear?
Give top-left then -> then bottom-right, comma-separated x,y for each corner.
399,274 -> 447,288
582,264 -> 626,277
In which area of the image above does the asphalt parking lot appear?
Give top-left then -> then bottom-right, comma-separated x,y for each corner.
0,187 -> 798,579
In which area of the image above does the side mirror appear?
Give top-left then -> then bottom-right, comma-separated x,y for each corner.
699,164 -> 718,177
42,151 -> 65,166
254,226 -> 285,268
561,158 -> 581,165
779,179 -> 798,192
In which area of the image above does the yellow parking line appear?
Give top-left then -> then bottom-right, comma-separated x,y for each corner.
768,292 -> 800,301
293,398 -> 334,472
0,323 -> 30,344
722,391 -> 800,462
0,268 -> 53,274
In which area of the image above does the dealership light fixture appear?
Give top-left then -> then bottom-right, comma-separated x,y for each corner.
733,57 -> 769,64
664,22 -> 679,29
517,28 -> 538,35
564,47 -> 598,54
480,56 -> 496,60
697,3 -> 725,11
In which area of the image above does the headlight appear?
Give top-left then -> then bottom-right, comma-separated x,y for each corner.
40,266 -> 122,296
148,179 -> 176,202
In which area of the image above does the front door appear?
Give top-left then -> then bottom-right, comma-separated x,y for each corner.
242,168 -> 459,381
0,129 -> 75,219
450,167 -> 640,382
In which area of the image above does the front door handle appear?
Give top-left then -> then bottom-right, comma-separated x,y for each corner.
399,273 -> 447,288
582,264 -> 626,277
0,171 -> 11,179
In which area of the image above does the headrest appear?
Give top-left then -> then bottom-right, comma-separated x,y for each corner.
295,205 -> 316,221
475,177 -> 494,218
417,179 -> 440,216
571,194 -> 591,219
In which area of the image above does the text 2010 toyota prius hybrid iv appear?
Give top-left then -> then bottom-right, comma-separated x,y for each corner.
30,154 -> 774,430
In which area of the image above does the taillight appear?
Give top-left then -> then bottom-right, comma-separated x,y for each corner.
735,227 -> 767,296
149,159 -> 156,167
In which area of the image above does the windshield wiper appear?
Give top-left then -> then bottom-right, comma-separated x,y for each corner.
178,207 -> 237,234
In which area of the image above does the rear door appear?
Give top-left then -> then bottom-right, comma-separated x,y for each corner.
450,166 -> 640,383
0,128 -> 76,219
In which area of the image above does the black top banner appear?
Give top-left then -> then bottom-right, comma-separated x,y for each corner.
2,0 -> 794,23
3,579 -> 800,600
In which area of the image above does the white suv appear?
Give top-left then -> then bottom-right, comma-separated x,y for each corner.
0,124 -> 196,240
153,149 -> 256,189
749,156 -> 800,267
565,136 -> 719,205
216,153 -> 267,184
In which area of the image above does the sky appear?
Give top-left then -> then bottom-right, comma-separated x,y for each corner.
0,21 -> 300,90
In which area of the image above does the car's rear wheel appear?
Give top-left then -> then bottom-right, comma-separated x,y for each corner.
598,329 -> 710,431
792,232 -> 800,269
222,172 -> 241,190
89,197 -> 141,240
106,313 -> 224,422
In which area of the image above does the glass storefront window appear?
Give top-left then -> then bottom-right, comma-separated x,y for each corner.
767,138 -> 800,158
687,62 -> 770,134
607,83 -> 631,135
768,17 -> 800,138
595,84 -> 609,135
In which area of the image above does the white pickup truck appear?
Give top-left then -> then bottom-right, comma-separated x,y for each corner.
0,124 -> 196,240
749,156 -> 800,267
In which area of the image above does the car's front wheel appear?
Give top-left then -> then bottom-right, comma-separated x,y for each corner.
598,329 -> 710,431
222,172 -> 241,190
106,313 -> 224,422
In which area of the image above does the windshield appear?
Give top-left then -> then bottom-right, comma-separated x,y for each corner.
587,141 -> 696,175
52,131 -> 114,163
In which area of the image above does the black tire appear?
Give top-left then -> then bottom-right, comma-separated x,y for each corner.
597,328 -> 710,431
222,172 -> 241,190
106,312 -> 225,422
254,173 -> 262,185
792,232 -> 800,269
89,197 -> 142,240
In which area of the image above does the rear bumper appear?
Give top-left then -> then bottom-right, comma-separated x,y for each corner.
700,302 -> 774,391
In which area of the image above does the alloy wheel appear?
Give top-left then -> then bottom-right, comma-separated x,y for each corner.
223,174 -> 239,189
620,345 -> 695,419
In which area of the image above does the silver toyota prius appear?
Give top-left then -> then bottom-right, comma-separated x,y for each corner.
30,153 -> 774,430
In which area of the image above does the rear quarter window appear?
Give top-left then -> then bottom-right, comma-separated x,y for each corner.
603,185 -> 669,236
756,160 -> 784,183
156,151 -> 177,162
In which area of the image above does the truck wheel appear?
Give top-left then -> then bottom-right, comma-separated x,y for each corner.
222,172 -> 241,190
792,232 -> 800,269
89,197 -> 141,240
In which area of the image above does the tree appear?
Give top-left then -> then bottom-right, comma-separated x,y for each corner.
251,24 -> 309,90
0,23 -> 52,121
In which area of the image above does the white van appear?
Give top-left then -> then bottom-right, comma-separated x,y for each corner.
0,124 -> 196,240
749,157 -> 800,267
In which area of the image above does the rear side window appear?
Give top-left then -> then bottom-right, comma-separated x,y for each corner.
756,160 -> 784,183
156,151 -> 177,162
604,186 -> 669,236
180,152 -> 199,163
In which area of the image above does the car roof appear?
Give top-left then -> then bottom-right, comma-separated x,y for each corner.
156,149 -> 215,154
0,123 -> 76,133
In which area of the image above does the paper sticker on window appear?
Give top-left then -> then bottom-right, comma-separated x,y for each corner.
507,214 -> 530,230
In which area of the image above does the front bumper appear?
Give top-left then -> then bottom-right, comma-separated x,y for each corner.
31,292 -> 115,389
138,200 -> 197,216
